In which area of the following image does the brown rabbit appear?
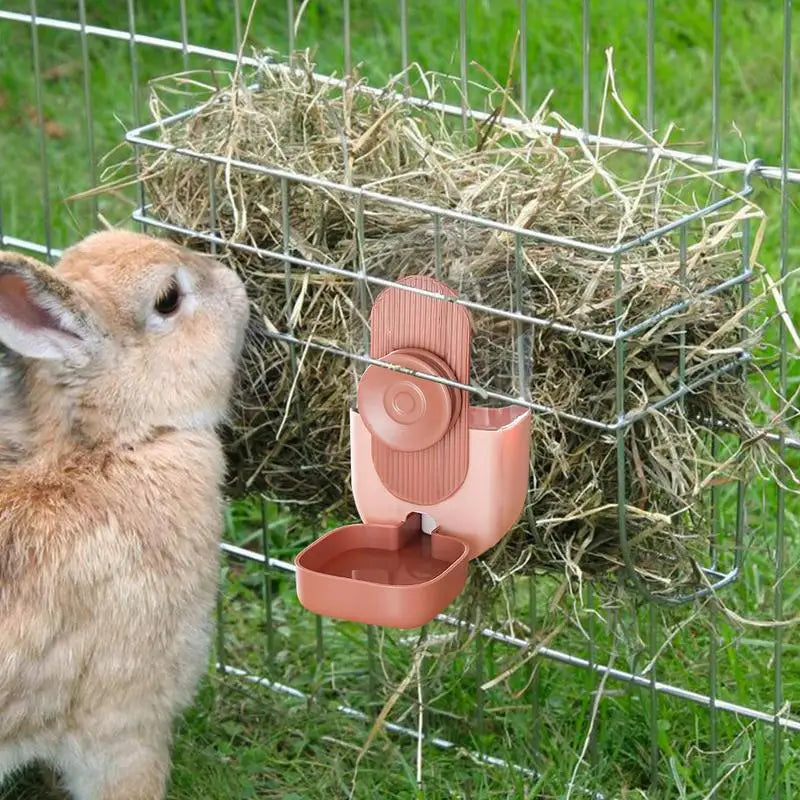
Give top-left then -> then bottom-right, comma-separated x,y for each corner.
0,230 -> 250,800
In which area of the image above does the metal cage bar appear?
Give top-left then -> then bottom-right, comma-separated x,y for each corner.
218,542 -> 800,734
28,0 -> 52,262
1,3 -> 798,796
774,1 -> 794,792
129,206 -> 760,445
77,0 -> 98,231
1,9 -> 798,184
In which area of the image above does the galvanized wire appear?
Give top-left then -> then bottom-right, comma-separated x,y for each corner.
708,7 -> 722,789
343,0 -> 351,75
399,0 -> 409,92
77,0 -> 98,230
3,9 -> 798,183
234,0 -> 242,51
28,0 -> 52,261
646,0 -> 654,134
259,496 -> 276,674
125,0 -> 141,128
179,0 -> 189,71
2,3 -> 799,794
286,0 -> 294,54
126,0 -> 146,233
131,208 -> 751,433
581,0 -> 590,134
518,0 -> 527,113
219,542 -> 800,734
459,0 -> 468,131
774,1 -> 793,792
126,105 -> 760,260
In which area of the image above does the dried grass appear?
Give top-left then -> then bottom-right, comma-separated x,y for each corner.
112,51 -> 775,600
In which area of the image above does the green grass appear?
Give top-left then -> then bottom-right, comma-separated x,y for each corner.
1,1 -> 799,798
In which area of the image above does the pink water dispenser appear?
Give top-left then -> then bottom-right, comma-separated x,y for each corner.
295,275 -> 531,628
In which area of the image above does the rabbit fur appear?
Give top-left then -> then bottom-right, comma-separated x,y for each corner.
0,230 -> 249,800
0,348 -> 29,469
0,346 -> 30,465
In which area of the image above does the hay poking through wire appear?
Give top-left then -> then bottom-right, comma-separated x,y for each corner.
115,51 -> 775,600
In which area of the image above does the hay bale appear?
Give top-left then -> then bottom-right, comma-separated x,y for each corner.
128,54 -> 766,597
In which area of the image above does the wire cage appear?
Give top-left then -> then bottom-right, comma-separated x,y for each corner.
1,2 -> 799,797
127,72 -> 762,600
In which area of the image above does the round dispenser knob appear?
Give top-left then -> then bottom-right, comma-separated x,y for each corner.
358,348 -> 461,452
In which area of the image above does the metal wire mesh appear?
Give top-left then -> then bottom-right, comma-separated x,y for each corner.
0,2 -> 798,796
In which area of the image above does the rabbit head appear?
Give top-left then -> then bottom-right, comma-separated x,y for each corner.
0,230 -> 249,452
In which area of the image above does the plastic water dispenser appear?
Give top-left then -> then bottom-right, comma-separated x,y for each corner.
295,275 -> 531,628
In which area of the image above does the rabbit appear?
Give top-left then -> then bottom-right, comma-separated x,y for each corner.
0,344 -> 30,465
0,230 -> 250,800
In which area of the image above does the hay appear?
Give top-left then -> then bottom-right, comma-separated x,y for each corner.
125,53 -> 769,598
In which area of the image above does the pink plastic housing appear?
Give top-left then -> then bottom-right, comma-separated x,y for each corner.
294,275 -> 532,629
351,405 -> 532,559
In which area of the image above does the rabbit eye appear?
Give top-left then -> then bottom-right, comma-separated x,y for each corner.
154,280 -> 181,316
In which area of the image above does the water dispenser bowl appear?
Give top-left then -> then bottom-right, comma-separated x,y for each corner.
295,513 -> 469,629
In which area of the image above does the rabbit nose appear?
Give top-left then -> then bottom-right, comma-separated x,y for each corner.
217,266 -> 248,312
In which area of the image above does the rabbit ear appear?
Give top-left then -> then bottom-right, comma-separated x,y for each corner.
0,253 -> 99,363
